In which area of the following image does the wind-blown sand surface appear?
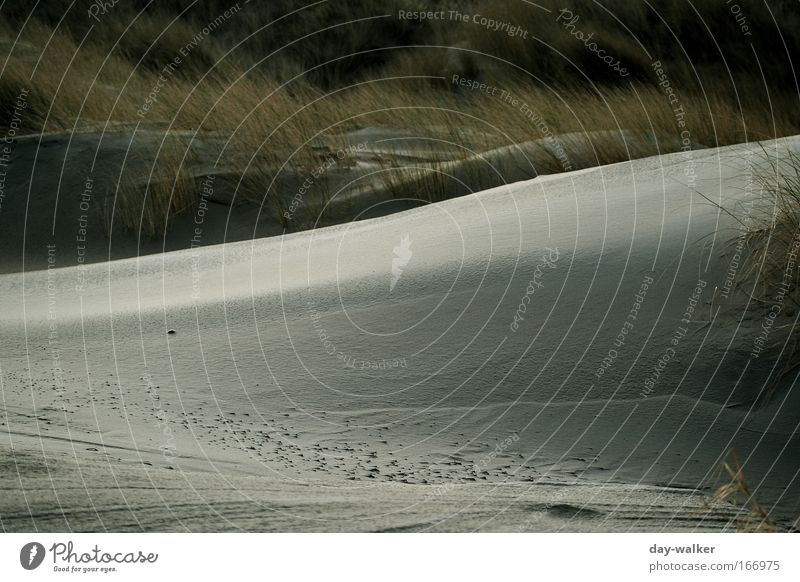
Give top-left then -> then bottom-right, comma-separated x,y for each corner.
0,126 -> 685,273
1,136 -> 799,531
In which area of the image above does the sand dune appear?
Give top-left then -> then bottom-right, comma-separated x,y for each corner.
0,126 -> 688,273
1,136 -> 799,531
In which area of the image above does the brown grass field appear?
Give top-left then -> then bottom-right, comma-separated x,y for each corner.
1,0 -> 798,245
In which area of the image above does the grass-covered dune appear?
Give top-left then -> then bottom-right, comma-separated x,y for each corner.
0,0 -> 797,257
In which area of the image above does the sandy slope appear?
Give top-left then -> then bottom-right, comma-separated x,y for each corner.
0,126 -> 465,273
0,126 -> 676,273
1,136 -> 799,531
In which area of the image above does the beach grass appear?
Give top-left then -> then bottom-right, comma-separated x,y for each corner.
1,1 -> 798,231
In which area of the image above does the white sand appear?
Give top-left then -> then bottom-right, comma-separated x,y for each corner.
1,136 -> 798,531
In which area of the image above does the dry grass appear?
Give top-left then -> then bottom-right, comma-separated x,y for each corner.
107,144 -> 198,239
715,147 -> 800,397
707,450 -> 781,532
745,149 -> 800,300
0,3 -> 798,233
